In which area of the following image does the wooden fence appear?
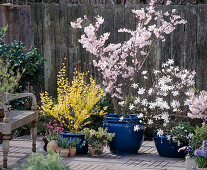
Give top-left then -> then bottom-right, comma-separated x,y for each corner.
0,4 -> 207,97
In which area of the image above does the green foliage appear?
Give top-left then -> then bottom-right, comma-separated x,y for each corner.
0,26 -> 7,42
171,121 -> 195,145
0,26 -> 45,92
82,127 -> 115,147
69,138 -> 80,147
0,58 -> 22,99
83,93 -> 114,130
57,137 -> 71,149
195,156 -> 207,168
17,149 -> 70,170
190,124 -> 207,155
57,137 -> 80,148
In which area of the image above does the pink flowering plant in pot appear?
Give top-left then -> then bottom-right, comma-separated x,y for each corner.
43,120 -> 64,142
71,0 -> 186,155
71,0 -> 186,117
41,120 -> 64,152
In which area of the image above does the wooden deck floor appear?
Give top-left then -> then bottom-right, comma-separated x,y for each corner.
0,136 -> 186,170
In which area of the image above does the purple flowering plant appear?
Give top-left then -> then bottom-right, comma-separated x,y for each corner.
193,140 -> 207,168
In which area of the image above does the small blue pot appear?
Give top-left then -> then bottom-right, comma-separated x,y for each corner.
61,131 -> 88,154
153,132 -> 186,158
103,114 -> 144,155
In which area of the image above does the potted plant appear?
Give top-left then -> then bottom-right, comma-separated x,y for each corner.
56,137 -> 71,157
39,62 -> 107,154
192,140 -> 207,170
68,138 -> 80,157
82,127 -> 115,157
131,59 -> 196,157
185,90 -> 207,168
185,124 -> 207,169
41,120 -> 64,152
71,0 -> 186,155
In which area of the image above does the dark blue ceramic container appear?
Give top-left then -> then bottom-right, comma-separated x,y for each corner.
61,132 -> 88,154
103,114 -> 144,155
153,132 -> 186,158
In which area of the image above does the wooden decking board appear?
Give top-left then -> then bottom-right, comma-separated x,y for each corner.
0,135 -> 186,170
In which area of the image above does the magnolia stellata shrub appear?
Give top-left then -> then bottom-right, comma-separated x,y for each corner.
71,0 -> 186,115
131,59 -> 196,145
40,62 -> 107,132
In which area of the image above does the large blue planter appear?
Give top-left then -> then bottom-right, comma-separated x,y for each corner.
103,114 -> 144,155
61,131 -> 88,154
153,133 -> 186,158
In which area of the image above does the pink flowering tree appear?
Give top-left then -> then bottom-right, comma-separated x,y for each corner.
187,90 -> 207,121
71,0 -> 186,116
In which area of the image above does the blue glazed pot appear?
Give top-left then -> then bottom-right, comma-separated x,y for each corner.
61,131 -> 88,154
103,114 -> 144,155
153,132 -> 186,158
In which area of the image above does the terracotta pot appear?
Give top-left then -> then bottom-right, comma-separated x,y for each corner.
196,168 -> 207,170
69,147 -> 76,157
47,140 -> 58,153
56,147 -> 61,154
60,148 -> 69,157
88,144 -> 104,157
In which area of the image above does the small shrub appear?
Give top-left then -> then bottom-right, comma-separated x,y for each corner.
16,149 -> 70,170
190,124 -> 207,156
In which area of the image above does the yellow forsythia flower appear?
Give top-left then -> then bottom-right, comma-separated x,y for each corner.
39,63 -> 107,133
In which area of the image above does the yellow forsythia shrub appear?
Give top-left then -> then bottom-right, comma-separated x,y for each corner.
40,62 -> 107,133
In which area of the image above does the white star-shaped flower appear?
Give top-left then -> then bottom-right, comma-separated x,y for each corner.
134,125 -> 140,131
119,116 -> 124,122
157,129 -> 164,137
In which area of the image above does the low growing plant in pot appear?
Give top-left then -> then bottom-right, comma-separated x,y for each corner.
56,137 -> 71,157
132,59 -> 196,157
82,127 -> 115,157
39,62 -> 107,154
189,140 -> 207,170
68,138 -> 80,157
71,0 -> 186,155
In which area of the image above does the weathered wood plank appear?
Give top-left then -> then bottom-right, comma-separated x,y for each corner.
124,5 -> 136,41
171,5 -> 185,67
79,5 -> 94,73
160,5 -> 172,69
184,5 -> 198,71
43,4 -> 57,97
114,5 -> 125,43
67,4 -> 81,81
55,4 -> 68,76
197,4 -> 207,90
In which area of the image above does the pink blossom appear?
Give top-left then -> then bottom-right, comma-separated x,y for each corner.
188,90 -> 207,120
71,0 -> 186,114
